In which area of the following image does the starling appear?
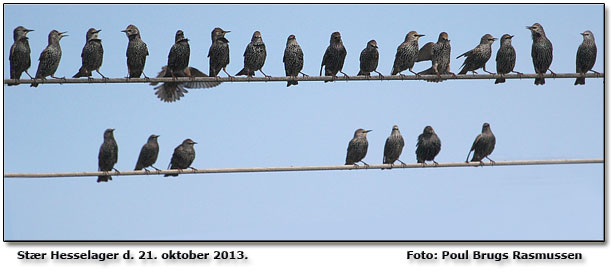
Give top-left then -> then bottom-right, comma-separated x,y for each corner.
150,65 -> 221,102
527,23 -> 554,85
575,30 -> 598,85
165,139 -> 197,177
383,125 -> 405,165
466,123 -> 496,164
122,24 -> 149,78
236,31 -> 268,77
167,30 -> 190,79
345,128 -> 371,166
495,34 -> 520,84
391,31 -> 425,76
8,26 -> 34,86
73,28 -> 105,78
416,126 -> 441,165
208,27 -> 231,77
418,32 -> 455,82
134,134 -> 160,171
357,40 -> 383,77
457,34 -> 496,75
320,31 -> 348,82
97,128 -> 118,182
31,30 -> 67,87
283,34 -> 306,87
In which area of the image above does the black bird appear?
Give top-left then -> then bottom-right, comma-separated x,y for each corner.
236,31 -> 268,77
495,34 -> 521,84
575,30 -> 598,85
150,65 -> 221,102
73,28 -> 105,78
466,123 -> 496,165
167,30 -> 190,79
31,30 -> 67,87
320,32 -> 348,82
457,34 -> 496,74
135,134 -> 160,171
122,24 -> 149,78
416,126 -> 441,165
527,23 -> 554,85
208,27 -> 231,77
418,32 -> 455,82
8,26 -> 34,86
345,128 -> 371,166
283,34 -> 307,87
98,128 -> 118,182
357,40 -> 383,77
391,31 -> 424,76
383,125 -> 405,165
165,139 -> 197,177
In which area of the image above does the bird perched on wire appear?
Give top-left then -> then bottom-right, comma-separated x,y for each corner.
165,139 -> 197,177
73,28 -> 106,79
527,23 -> 554,85
166,30 -> 190,79
150,65 -> 221,102
121,24 -> 149,78
466,123 -> 496,165
575,30 -> 598,85
208,27 -> 231,77
383,125 -> 405,166
135,134 -> 160,171
283,34 -> 307,87
98,128 -> 118,182
457,34 -> 496,75
31,30 -> 67,87
345,128 -> 371,166
495,34 -> 521,84
416,126 -> 441,165
391,31 -> 425,76
357,40 -> 383,78
417,32 -> 455,82
236,31 -> 269,77
320,31 -> 348,82
8,26 -> 34,86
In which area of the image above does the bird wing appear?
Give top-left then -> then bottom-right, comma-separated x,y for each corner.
416,42 -> 434,62
457,48 -> 473,59
9,43 -> 15,61
183,67 -> 222,89
470,134 -> 482,151
150,66 -> 169,86
144,42 -> 149,56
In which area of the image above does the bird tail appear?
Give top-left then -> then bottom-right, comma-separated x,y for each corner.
287,80 -> 298,87
154,83 -> 187,103
458,66 -> 468,75
235,68 -> 253,76
164,173 -> 178,177
97,175 -> 111,182
8,71 -> 21,86
495,78 -> 505,84
73,67 -> 91,78
470,155 -> 482,162
574,77 -> 585,85
357,70 -> 366,76
534,77 -> 545,85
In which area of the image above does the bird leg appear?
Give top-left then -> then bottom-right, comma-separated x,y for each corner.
433,160 -> 439,166
189,167 -> 198,172
340,70 -> 350,79
374,70 -> 384,79
449,72 -> 458,78
51,75 -> 65,80
143,168 -> 151,174
142,72 -> 149,79
482,66 -> 495,75
547,69 -> 557,78
486,156 -> 495,165
397,159 -> 407,166
471,70 -> 478,75
360,161 -> 369,167
112,168 -> 120,174
151,166 -> 160,171
259,69 -> 271,78
465,151 -> 473,163
409,69 -> 421,78
420,161 -> 427,167
299,72 -> 309,77
25,71 -> 34,79
223,67 -> 234,79
96,69 -> 108,79
589,69 -> 601,76
511,71 -> 523,78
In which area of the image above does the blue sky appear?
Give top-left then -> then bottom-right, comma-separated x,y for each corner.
3,4 -> 603,240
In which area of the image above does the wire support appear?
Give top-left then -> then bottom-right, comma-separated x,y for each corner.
3,159 -> 603,179
3,73 -> 603,85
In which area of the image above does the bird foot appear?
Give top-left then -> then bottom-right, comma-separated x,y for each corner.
548,70 -> 557,78
590,70 -> 601,77
420,162 -> 427,167
360,161 -> 369,167
300,72 -> 309,77
375,71 -> 384,79
112,168 -> 121,174
151,166 -> 161,171
189,167 -> 198,172
450,72 -> 458,78
433,161 -> 439,166
471,71 -> 478,75
143,168 -> 151,174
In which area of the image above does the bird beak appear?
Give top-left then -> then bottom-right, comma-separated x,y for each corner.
492,38 -> 498,41
417,34 -> 425,37
509,35 -> 514,38
26,29 -> 34,32
580,32 -> 585,36
224,30 -> 231,34
110,128 -> 115,131
193,142 -> 198,144
365,130 -> 373,133
155,135 -> 160,138
526,26 -> 533,30
95,29 -> 102,33
121,29 -> 127,32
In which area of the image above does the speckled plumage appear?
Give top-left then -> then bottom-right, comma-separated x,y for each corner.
527,23 -> 553,85
31,30 -> 66,87
416,126 -> 441,164
391,31 -> 424,75
466,123 -> 496,164
320,32 -> 347,82
73,28 -> 104,78
383,125 -> 405,165
122,24 -> 148,78
208,27 -> 231,77
457,34 -> 496,74
357,40 -> 381,76
345,128 -> 371,166
575,30 -> 597,85
495,34 -> 517,84
9,26 -> 33,86
418,32 -> 453,82
167,30 -> 190,78
283,34 -> 304,87
150,65 -> 221,103
236,31 -> 267,77
135,135 -> 159,171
